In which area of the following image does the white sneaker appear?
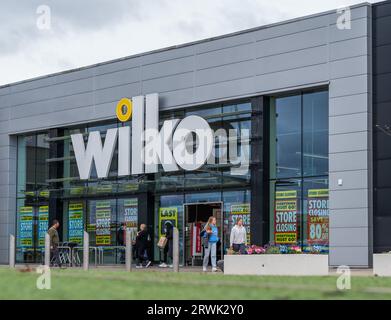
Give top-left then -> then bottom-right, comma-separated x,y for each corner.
203,267 -> 207,272
159,263 -> 168,268
212,267 -> 218,272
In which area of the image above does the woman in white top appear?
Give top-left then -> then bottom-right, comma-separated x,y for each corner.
230,218 -> 247,254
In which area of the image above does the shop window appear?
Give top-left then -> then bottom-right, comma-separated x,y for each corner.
269,90 -> 329,253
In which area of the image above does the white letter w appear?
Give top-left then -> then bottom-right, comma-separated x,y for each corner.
71,129 -> 118,180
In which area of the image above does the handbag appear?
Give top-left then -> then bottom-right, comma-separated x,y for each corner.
201,232 -> 209,248
157,236 -> 168,249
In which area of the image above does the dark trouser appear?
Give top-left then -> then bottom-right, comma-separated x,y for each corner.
163,241 -> 173,263
137,246 -> 148,265
50,247 -> 61,266
232,243 -> 246,254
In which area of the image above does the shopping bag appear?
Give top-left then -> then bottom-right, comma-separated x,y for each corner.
157,236 -> 168,249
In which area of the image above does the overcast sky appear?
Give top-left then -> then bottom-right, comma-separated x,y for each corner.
0,0 -> 382,86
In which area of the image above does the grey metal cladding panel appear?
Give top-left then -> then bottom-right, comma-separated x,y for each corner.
330,94 -> 369,116
329,75 -> 368,98
8,74 -> 59,94
1,146 -> 15,161
93,67 -> 141,90
195,60 -> 254,87
142,72 -> 193,94
329,170 -> 368,191
0,185 -> 16,198
0,171 -> 11,185
93,56 -> 142,76
329,37 -> 368,62
254,64 -> 328,93
159,88 -> 195,110
194,32 -> 255,54
0,86 -> 10,97
329,112 -> 368,135
10,91 -> 95,120
254,45 -> 328,75
329,246 -> 369,266
0,120 -> 10,135
329,132 -> 368,153
329,17 -> 369,43
255,27 -> 327,58
329,227 -> 369,247
142,56 -> 194,80
329,189 -> 368,209
92,82 -> 141,108
8,76 -> 94,107
195,43 -> 254,70
0,134 -> 10,147
0,93 -> 10,109
0,158 -> 16,173
194,77 -> 255,103
141,45 -> 195,65
10,105 -> 97,132
0,108 -> 10,121
329,208 -> 369,228
330,55 -> 369,80
329,151 -> 368,172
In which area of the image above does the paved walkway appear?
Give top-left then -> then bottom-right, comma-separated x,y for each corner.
2,264 -> 376,276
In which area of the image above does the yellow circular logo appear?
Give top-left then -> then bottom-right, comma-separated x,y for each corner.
116,98 -> 132,122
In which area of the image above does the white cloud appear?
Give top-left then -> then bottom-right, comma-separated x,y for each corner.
0,0 -> 382,86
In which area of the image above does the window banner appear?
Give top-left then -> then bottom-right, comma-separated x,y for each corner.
191,223 -> 202,256
38,206 -> 49,247
307,189 -> 329,246
68,202 -> 84,244
124,199 -> 138,229
274,191 -> 298,244
230,203 -> 251,243
123,199 -> 138,240
18,206 -> 33,248
158,207 -> 178,238
96,201 -> 112,245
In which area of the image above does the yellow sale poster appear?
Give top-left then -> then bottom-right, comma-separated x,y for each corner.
274,191 -> 298,244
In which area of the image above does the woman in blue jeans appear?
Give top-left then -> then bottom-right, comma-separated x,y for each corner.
202,216 -> 219,272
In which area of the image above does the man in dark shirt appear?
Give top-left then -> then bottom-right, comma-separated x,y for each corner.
48,219 -> 61,267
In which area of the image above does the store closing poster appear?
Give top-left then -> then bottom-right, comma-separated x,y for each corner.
274,191 -> 298,244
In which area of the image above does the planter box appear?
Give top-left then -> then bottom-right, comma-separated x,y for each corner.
373,254 -> 391,276
224,254 -> 329,276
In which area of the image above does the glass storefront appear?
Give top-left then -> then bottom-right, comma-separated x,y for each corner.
269,90 -> 329,252
15,89 -> 329,264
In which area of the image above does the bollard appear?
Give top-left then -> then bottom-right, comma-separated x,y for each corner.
45,233 -> 50,267
9,234 -> 15,268
125,228 -> 132,272
173,227 -> 179,272
83,231 -> 89,271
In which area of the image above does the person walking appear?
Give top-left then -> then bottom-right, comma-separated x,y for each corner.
159,221 -> 174,268
202,216 -> 219,272
230,218 -> 247,254
117,222 -> 127,263
135,224 -> 152,268
48,219 -> 62,267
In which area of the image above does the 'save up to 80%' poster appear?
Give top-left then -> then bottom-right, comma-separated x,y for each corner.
307,189 -> 329,246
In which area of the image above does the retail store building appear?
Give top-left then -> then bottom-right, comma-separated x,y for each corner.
1,1 -> 391,268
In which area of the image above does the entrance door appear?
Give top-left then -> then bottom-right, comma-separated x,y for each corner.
183,202 -> 223,266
